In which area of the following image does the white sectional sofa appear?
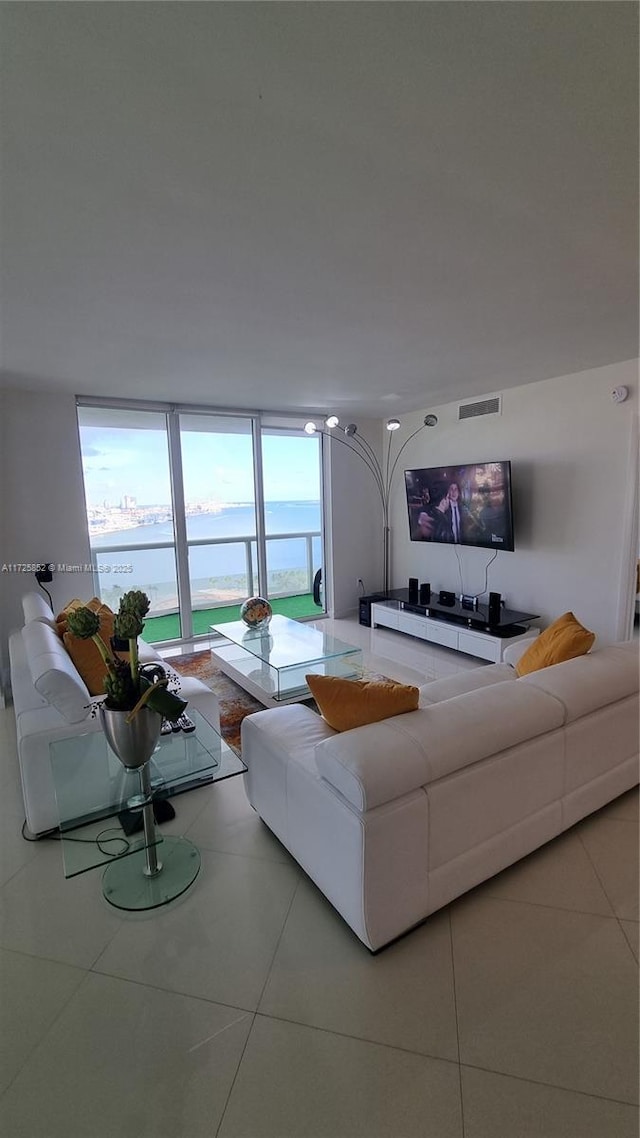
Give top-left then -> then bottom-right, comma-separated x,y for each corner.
241,637 -> 639,950
8,592 -> 220,835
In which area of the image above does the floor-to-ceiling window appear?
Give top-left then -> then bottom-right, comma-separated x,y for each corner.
261,428 -> 323,601
77,406 -> 183,636
178,414 -> 259,637
77,403 -> 325,641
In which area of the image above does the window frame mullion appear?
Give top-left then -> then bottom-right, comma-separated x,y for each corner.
167,410 -> 193,641
252,415 -> 268,598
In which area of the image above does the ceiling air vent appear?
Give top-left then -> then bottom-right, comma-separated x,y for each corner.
458,395 -> 502,421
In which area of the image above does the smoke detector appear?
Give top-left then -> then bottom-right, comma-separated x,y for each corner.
611,386 -> 629,403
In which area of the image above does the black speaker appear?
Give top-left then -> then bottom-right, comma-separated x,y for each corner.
408,577 -> 419,601
488,591 -> 502,624
358,593 -> 387,627
419,582 -> 431,604
439,589 -> 456,607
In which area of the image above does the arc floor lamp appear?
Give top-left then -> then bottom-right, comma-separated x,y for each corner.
304,413 -> 438,595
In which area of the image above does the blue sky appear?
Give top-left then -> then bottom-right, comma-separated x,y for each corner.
80,426 -> 321,506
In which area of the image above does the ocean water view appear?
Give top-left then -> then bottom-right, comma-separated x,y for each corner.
91,501 -> 322,613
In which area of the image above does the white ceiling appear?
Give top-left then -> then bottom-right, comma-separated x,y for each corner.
1,2 -> 637,417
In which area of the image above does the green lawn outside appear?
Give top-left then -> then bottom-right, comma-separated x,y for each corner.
143,593 -> 321,643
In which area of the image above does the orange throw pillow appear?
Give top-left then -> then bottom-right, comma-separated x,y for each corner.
515,612 -> 595,677
63,607 -> 116,695
305,674 -> 419,732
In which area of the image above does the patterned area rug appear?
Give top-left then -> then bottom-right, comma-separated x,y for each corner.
169,650 -> 268,753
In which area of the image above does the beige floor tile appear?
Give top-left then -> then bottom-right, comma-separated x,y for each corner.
141,784 -> 215,845
184,774 -> 295,864
218,1014 -> 463,1138
483,830 -> 614,916
0,759 -> 26,819
597,786 -> 639,821
451,895 -> 639,1103
259,877 -> 458,1060
313,618 -> 482,682
0,973 -> 252,1138
461,1065 -> 640,1138
620,919 -> 639,962
0,810 -> 51,889
0,852 -> 124,968
93,848 -> 299,1009
0,707 -> 18,750
0,948 -> 85,1095
578,815 -> 639,920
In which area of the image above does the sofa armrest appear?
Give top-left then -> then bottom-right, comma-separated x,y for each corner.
242,704 -> 336,769
314,714 -> 430,813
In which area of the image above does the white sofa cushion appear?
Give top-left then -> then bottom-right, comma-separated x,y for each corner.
315,681 -> 565,812
22,591 -> 56,629
419,663 -> 514,704
22,621 -> 91,724
521,645 -> 639,723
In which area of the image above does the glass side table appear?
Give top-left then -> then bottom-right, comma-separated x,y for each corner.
49,709 -> 246,911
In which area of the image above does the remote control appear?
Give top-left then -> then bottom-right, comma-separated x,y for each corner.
178,714 -> 196,733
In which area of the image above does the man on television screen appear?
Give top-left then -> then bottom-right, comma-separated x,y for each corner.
477,482 -> 508,545
446,482 -> 465,542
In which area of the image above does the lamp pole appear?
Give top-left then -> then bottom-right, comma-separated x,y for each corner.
305,414 -> 438,595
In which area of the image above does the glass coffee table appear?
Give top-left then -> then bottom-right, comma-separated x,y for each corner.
49,709 -> 245,911
209,614 -> 363,707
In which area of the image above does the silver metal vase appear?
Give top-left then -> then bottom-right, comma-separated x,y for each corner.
99,705 -> 163,769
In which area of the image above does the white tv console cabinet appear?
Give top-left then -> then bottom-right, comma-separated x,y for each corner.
371,599 -> 538,664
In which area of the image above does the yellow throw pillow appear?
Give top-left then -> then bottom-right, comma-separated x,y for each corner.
305,674 -> 419,732
515,612 -> 595,677
63,608 -> 116,695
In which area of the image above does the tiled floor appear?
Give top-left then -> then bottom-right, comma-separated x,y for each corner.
1,618 -> 638,1137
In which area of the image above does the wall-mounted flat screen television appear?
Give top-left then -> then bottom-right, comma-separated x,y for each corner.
404,460 -> 514,551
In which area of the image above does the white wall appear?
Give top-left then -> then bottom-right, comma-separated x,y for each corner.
326,418 -> 384,616
0,389 -> 93,683
389,360 -> 639,645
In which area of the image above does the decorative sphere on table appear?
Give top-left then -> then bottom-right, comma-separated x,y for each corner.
240,596 -> 273,629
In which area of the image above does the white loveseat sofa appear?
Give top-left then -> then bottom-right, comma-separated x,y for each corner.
241,637 -> 639,950
8,592 -> 220,836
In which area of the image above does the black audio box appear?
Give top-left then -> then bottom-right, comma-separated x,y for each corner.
358,593 -> 388,627
439,589 -> 456,606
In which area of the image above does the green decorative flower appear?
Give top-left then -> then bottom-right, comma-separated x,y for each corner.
67,607 -> 100,639
119,590 -> 150,619
73,587 -> 189,722
114,609 -> 144,641
66,605 -> 114,678
104,658 -> 137,709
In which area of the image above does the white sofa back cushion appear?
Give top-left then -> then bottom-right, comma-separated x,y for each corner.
22,590 -> 56,629
22,621 -> 91,724
315,681 -> 565,812
419,663 -> 514,705
521,645 -> 639,722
